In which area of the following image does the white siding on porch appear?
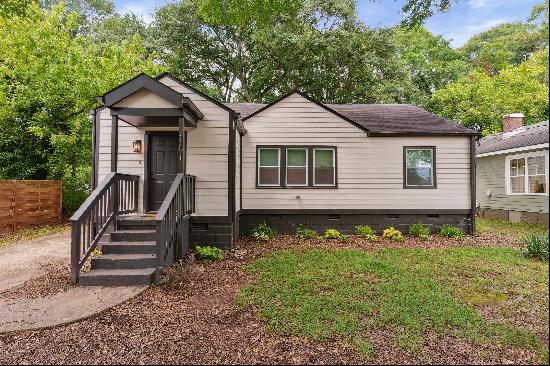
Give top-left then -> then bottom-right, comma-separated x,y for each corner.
159,76 -> 230,216
242,93 -> 471,210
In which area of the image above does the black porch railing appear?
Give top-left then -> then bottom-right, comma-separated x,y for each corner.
70,173 -> 139,283
155,173 -> 196,281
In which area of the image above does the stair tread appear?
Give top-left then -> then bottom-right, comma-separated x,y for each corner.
112,230 -> 156,234
96,253 -> 156,260
103,241 -> 156,246
81,268 -> 155,276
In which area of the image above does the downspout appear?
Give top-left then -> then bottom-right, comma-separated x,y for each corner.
470,136 -> 477,235
90,109 -> 98,190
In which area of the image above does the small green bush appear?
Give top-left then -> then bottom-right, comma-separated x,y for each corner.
409,222 -> 430,240
364,234 -> 378,242
382,227 -> 404,242
195,245 -> 224,261
340,234 -> 350,243
324,228 -> 341,239
250,223 -> 276,241
439,224 -> 463,238
296,227 -> 318,239
355,225 -> 376,237
523,235 -> 549,261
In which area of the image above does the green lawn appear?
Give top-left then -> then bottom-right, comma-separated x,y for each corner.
238,246 -> 549,362
477,217 -> 549,239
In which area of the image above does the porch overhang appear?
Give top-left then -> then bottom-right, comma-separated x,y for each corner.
110,107 -> 198,128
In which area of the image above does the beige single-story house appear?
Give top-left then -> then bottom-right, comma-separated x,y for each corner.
71,73 -> 477,286
476,114 -> 549,226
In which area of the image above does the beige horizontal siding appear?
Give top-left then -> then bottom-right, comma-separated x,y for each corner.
477,151 -> 549,213
242,93 -> 471,210
159,76 -> 229,216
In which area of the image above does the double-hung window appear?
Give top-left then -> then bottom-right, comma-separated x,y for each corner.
256,146 -> 337,188
286,148 -> 308,186
257,148 -> 280,186
506,151 -> 548,195
403,147 -> 436,188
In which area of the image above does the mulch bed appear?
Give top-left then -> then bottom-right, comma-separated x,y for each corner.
0,233 -> 542,365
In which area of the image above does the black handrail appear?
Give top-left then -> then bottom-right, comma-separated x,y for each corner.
154,174 -> 196,282
70,173 -> 139,283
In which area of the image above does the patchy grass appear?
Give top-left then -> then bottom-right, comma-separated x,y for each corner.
0,224 -> 70,248
239,246 -> 549,361
477,218 -> 549,239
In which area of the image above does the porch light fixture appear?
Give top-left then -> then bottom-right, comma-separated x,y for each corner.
132,140 -> 142,153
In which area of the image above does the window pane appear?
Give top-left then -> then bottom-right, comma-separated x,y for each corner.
511,176 -> 525,193
406,149 -> 433,186
287,149 -> 306,166
315,168 -> 334,185
529,175 -> 546,193
510,158 -> 525,176
315,149 -> 334,168
259,167 -> 279,185
528,156 -> 545,175
287,167 -> 307,185
259,149 -> 279,166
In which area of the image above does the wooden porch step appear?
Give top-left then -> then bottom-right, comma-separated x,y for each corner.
102,241 -> 156,255
79,268 -> 155,287
91,253 -> 156,270
116,218 -> 156,231
110,230 -> 156,242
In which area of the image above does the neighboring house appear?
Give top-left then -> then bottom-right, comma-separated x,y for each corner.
476,114 -> 549,226
71,73 -> 477,286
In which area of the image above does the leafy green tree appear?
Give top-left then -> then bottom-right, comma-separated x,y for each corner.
149,0 -> 420,104
0,3 -> 160,213
394,26 -> 469,105
429,49 -> 549,135
461,22 -> 547,75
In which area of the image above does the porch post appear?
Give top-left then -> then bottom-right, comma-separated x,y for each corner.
179,116 -> 186,174
111,115 -> 118,172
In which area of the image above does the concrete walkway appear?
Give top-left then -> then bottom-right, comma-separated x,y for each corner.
0,231 -> 71,293
0,231 -> 148,333
0,286 -> 146,333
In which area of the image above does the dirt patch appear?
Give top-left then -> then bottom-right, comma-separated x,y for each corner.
0,235 -> 544,365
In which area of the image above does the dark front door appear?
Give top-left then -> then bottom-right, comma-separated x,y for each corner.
148,134 -> 179,211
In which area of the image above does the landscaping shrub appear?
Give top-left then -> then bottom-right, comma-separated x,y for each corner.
250,223 -> 276,241
439,224 -> 463,238
355,225 -> 376,236
340,234 -> 350,242
324,228 -> 341,239
383,227 -> 404,242
523,235 -> 549,261
296,227 -> 318,239
409,222 -> 430,240
195,245 -> 224,261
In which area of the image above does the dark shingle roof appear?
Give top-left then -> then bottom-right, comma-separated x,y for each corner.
476,121 -> 549,155
225,98 -> 476,136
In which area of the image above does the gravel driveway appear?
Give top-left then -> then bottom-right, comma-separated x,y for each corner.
0,231 -> 70,293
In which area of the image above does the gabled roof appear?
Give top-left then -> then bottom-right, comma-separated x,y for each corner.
476,121 -> 549,155
228,92 -> 477,136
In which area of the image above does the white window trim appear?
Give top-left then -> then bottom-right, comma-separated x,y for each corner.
405,148 -> 434,187
286,148 -> 308,187
258,148 -> 281,187
313,148 -> 336,187
505,150 -> 549,196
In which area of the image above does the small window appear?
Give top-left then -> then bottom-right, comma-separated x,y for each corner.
528,156 -> 546,194
258,148 -> 280,186
314,148 -> 335,186
506,152 -> 547,195
286,148 -> 308,186
509,158 -> 526,193
404,147 -> 436,188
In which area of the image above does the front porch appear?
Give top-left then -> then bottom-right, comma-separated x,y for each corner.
71,74 -> 203,285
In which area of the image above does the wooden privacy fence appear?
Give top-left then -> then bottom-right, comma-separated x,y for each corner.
0,180 -> 62,235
